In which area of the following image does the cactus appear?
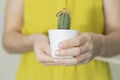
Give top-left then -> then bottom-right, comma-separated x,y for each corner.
56,8 -> 71,29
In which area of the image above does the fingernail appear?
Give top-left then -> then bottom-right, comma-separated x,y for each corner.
54,59 -> 59,63
58,44 -> 62,47
55,50 -> 60,55
60,60 -> 64,63
59,43 -> 64,48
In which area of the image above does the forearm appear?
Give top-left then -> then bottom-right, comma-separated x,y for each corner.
101,31 -> 120,57
2,31 -> 34,53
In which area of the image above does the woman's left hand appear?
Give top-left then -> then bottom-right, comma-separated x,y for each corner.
55,32 -> 105,66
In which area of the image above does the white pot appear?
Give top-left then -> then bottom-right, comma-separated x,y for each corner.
48,29 -> 79,58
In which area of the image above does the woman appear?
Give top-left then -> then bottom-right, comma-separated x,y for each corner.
2,0 -> 120,80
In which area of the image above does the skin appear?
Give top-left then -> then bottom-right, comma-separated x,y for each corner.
2,0 -> 120,66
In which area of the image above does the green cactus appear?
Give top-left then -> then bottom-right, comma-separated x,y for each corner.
56,8 -> 71,29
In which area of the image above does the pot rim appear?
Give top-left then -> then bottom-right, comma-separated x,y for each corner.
48,29 -> 78,31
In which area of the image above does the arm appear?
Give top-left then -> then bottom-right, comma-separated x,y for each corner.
102,0 -> 120,57
2,0 -> 61,66
2,0 -> 45,53
3,0 -> 53,55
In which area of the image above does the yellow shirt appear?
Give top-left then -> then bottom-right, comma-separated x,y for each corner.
16,0 -> 111,80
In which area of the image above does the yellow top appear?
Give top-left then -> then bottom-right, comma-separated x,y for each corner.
16,0 -> 111,80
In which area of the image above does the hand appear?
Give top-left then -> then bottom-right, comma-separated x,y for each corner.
55,32 -> 105,66
32,34 -> 61,66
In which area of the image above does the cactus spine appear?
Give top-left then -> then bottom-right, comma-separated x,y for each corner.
56,8 -> 71,29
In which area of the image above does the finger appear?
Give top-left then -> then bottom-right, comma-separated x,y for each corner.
34,47 -> 57,63
43,63 -> 63,66
58,35 -> 86,49
61,57 -> 90,66
77,58 -> 90,65
56,58 -> 79,66
55,46 -> 89,56
76,52 -> 92,64
78,53 -> 94,65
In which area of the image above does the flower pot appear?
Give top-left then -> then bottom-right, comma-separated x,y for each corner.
48,29 -> 79,58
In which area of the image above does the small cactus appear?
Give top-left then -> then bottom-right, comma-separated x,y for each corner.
56,8 -> 71,29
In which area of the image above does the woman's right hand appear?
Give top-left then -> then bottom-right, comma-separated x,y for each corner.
32,34 -> 60,66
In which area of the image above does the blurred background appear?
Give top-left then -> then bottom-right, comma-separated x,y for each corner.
0,0 -> 120,80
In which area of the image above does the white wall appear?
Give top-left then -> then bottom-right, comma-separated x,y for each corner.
0,41 -> 21,80
0,0 -> 120,80
110,63 -> 120,80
